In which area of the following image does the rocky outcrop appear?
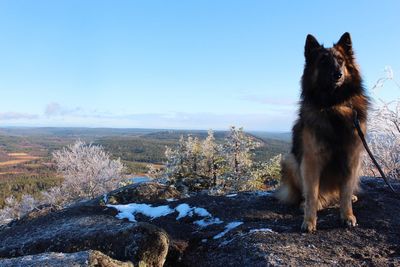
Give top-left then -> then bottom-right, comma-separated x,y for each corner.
0,203 -> 168,266
105,182 -> 181,204
0,250 -> 133,267
0,177 -> 399,266
0,183 -> 172,266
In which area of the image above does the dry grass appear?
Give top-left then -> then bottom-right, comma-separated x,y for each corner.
7,152 -> 29,157
0,153 -> 40,167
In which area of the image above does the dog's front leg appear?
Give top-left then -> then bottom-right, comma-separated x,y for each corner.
340,159 -> 360,227
340,181 -> 357,227
300,155 -> 320,232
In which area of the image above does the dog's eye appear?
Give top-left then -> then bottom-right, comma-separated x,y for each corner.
337,58 -> 344,65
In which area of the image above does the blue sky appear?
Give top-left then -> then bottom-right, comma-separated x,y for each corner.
0,1 -> 399,131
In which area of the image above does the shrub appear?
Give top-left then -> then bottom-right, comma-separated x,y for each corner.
51,140 -> 125,203
363,66 -> 400,179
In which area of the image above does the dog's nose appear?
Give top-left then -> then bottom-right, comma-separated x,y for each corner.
334,71 -> 343,80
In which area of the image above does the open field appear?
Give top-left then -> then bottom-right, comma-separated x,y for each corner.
0,153 -> 40,167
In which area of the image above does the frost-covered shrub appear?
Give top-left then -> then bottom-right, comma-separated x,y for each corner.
163,135 -> 213,192
250,154 -> 282,190
161,127 -> 266,193
40,186 -> 66,208
0,141 -> 125,225
0,196 -> 18,224
52,140 -> 125,202
364,101 -> 400,178
201,130 -> 225,186
220,127 -> 261,191
146,164 -> 164,179
0,194 -> 39,225
363,66 -> 400,179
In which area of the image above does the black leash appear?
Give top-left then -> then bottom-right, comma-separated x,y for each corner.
352,109 -> 397,193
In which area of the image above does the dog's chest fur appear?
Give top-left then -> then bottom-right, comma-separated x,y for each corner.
292,102 -> 364,178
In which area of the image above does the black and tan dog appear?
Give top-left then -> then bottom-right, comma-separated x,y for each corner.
277,33 -> 369,232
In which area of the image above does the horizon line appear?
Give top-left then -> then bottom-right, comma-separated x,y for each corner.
0,125 -> 290,133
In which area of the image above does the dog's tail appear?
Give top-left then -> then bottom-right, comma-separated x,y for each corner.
275,154 -> 302,205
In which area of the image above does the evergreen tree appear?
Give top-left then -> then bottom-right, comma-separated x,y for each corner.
223,126 -> 260,177
201,129 -> 222,186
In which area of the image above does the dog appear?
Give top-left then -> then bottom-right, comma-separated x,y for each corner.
276,32 -> 369,232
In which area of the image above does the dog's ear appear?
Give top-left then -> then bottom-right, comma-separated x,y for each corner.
305,34 -> 320,60
336,32 -> 353,55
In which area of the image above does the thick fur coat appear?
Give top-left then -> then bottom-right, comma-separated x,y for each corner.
277,32 -> 369,232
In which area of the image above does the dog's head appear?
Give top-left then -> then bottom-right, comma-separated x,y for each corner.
302,33 -> 362,106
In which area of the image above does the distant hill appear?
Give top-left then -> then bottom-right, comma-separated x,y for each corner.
0,127 -> 161,138
250,131 -> 292,142
0,127 -> 291,163
0,127 -> 291,140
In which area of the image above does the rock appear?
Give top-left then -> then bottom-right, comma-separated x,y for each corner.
0,204 -> 169,267
0,177 -> 399,266
98,182 -> 181,205
0,250 -> 133,267
181,177 -> 400,266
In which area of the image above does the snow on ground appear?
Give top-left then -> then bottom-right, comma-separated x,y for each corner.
175,203 -> 193,219
194,217 -> 223,228
193,207 -> 211,217
109,203 -> 252,242
249,228 -> 274,234
108,203 -> 174,222
213,221 -> 243,239
175,204 -> 213,220
225,193 -> 238,198
166,198 -> 177,202
109,202 -> 222,227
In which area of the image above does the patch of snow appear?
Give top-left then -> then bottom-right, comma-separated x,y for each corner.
110,202 -> 221,228
175,204 -> 212,220
175,203 -> 193,220
115,211 -> 136,222
108,203 -> 174,222
225,193 -> 237,197
249,228 -> 274,234
194,217 -> 223,228
166,198 -> 176,202
213,221 -> 243,239
138,204 -> 173,219
193,207 -> 211,217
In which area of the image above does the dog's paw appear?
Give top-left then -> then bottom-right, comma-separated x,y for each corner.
341,214 -> 357,228
301,219 -> 317,233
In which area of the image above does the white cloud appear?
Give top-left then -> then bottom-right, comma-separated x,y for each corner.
44,102 -> 62,116
44,102 -> 84,117
0,112 -> 38,120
